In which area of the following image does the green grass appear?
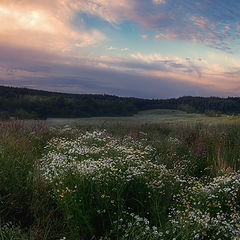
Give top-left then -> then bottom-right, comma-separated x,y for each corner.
0,113 -> 240,239
46,109 -> 209,127
0,121 -> 65,239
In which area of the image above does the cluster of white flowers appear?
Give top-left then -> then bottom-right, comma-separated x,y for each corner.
110,211 -> 166,239
39,130 -> 167,186
169,172 -> 240,239
38,129 -> 240,239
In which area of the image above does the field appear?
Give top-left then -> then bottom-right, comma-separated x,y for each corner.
46,109 -> 209,127
0,110 -> 240,239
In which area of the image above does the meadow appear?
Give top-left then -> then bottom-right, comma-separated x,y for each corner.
0,110 -> 240,239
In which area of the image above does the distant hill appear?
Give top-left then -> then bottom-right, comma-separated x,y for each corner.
0,85 -> 240,119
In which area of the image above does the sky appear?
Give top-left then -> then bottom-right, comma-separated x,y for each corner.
0,0 -> 240,99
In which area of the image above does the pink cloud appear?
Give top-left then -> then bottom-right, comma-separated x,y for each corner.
0,1 -> 106,53
141,34 -> 149,39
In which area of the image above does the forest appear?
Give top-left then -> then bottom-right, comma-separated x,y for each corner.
0,85 -> 240,119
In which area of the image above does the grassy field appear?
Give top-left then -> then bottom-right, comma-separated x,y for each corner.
47,109 -> 237,128
1,110 -> 240,239
46,109 -> 209,126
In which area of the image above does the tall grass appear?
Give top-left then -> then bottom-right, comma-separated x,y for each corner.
0,119 -> 240,239
0,121 -> 65,239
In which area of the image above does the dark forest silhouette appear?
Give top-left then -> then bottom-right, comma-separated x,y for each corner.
0,86 -> 239,119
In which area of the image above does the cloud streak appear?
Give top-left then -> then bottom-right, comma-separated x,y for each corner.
70,0 -> 240,51
0,41 -> 239,98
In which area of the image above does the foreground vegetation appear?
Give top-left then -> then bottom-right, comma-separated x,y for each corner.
0,118 -> 240,239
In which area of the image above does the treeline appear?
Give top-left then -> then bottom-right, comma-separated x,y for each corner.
0,86 -> 140,119
0,86 -> 240,119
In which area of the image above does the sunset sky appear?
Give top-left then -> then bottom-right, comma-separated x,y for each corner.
0,0 -> 240,98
